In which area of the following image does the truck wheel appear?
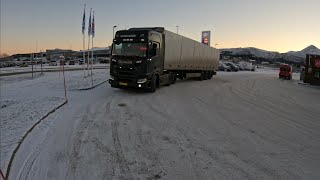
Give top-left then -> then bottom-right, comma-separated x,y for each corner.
204,72 -> 208,80
170,73 -> 176,84
200,71 -> 204,81
207,71 -> 211,79
208,71 -> 212,79
150,76 -> 157,93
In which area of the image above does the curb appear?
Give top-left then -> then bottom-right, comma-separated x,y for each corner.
76,80 -> 107,91
5,100 -> 68,180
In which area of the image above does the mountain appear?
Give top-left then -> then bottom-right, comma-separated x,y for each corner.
220,45 -> 320,63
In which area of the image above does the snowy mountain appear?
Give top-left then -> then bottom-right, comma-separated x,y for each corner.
221,45 -> 320,62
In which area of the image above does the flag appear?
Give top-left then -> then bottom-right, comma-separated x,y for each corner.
82,5 -> 86,34
92,11 -> 95,38
88,9 -> 92,36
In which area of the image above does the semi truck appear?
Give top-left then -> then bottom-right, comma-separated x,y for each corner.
109,27 -> 220,92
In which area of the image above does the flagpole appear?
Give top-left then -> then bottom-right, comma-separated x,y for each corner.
83,34 -> 86,77
87,8 -> 92,76
90,34 -> 94,86
87,33 -> 91,76
91,11 -> 94,78
82,4 -> 86,77
91,35 -> 94,76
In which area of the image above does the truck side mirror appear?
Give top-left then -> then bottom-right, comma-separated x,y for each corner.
149,43 -> 157,57
152,43 -> 157,56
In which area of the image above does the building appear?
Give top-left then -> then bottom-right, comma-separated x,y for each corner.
46,49 -> 76,60
76,47 -> 111,59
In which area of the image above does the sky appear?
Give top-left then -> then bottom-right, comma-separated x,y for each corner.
1,0 -> 320,55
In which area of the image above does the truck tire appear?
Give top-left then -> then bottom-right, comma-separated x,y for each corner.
200,71 -> 205,81
207,71 -> 211,79
208,71 -> 212,79
150,76 -> 157,93
172,73 -> 176,84
204,71 -> 208,80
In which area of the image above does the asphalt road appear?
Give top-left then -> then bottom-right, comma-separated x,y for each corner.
10,71 -> 320,180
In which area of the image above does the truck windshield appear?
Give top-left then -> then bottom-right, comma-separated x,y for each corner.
112,42 -> 147,57
280,67 -> 290,72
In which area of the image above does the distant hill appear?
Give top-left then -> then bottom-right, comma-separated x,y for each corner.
220,45 -> 320,63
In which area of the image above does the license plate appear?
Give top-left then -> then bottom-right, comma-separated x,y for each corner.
119,82 -> 128,86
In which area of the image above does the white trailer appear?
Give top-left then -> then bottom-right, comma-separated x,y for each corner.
164,30 -> 219,71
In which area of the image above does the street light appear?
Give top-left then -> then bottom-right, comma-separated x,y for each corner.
176,26 -> 179,34
113,26 -> 117,39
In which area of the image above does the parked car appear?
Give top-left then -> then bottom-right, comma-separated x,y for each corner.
49,60 -> 58,66
60,60 -> 66,66
99,57 -> 110,63
69,60 -> 75,65
236,65 -> 243,71
279,64 -> 292,80
219,62 -> 231,71
224,62 -> 239,72
20,63 -> 29,67
79,59 -> 84,65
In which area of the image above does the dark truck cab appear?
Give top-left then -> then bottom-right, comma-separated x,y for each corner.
109,27 -> 170,92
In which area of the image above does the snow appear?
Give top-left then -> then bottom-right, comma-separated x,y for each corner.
5,70 -> 320,179
0,69 -> 109,174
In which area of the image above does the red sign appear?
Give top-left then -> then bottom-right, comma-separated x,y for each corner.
315,59 -> 320,67
204,38 -> 208,44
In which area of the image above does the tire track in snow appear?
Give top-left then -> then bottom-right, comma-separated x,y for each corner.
110,119 -> 132,178
66,105 -> 95,179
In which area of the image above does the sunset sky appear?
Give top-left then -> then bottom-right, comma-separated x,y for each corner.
1,0 -> 319,55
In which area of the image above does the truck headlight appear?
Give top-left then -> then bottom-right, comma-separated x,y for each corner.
137,78 -> 147,84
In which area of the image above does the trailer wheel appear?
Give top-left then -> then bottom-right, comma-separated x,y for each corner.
172,73 -> 177,84
204,71 -> 208,80
200,71 -> 204,81
208,71 -> 212,79
207,71 -> 211,79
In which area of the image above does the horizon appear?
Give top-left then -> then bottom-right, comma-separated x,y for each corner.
1,0 -> 320,55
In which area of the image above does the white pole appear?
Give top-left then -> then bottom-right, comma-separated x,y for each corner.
87,35 -> 90,76
91,36 -> 94,87
83,34 -> 86,77
82,4 -> 86,77
91,35 -> 94,76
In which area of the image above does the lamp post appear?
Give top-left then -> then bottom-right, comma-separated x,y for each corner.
176,25 -> 179,34
113,26 -> 117,39
40,50 -> 43,74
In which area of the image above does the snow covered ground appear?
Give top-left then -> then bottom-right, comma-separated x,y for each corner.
2,70 -> 320,179
0,69 -> 109,175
